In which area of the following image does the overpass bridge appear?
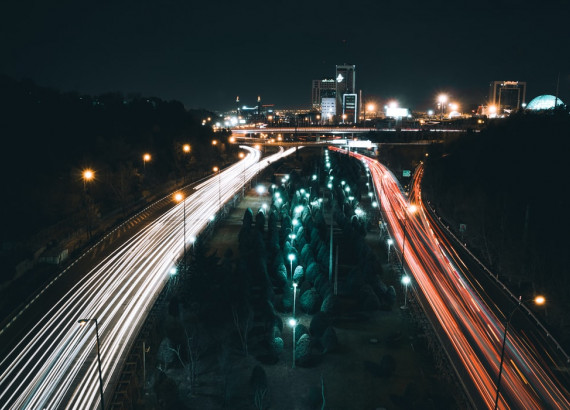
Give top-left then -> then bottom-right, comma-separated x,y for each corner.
230,126 -> 472,135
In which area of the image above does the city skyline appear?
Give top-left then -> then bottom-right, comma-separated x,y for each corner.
2,0 -> 569,111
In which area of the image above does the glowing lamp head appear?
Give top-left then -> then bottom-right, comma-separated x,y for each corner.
401,275 -> 411,285
239,152 -> 245,159
213,166 -> 219,172
288,254 -> 295,262
143,153 -> 151,162
438,94 -> 448,104
183,144 -> 191,153
387,238 -> 394,245
408,204 -> 418,214
174,192 -> 184,202
534,295 -> 545,305
289,318 -> 297,327
83,169 -> 94,181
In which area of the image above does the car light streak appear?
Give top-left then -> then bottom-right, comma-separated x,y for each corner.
0,145 -> 298,408
329,146 -> 570,409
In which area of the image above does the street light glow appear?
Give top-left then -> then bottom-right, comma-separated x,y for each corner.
183,144 -> 191,153
143,153 -> 151,162
534,295 -> 545,305
83,169 -> 94,181
402,275 -> 411,285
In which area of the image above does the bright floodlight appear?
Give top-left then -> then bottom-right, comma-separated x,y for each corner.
534,295 -> 546,305
289,318 -> 297,327
367,103 -> 376,112
183,144 -> 191,153
256,185 -> 265,195
143,153 -> 151,162
83,169 -> 94,181
292,218 -> 298,226
170,267 -> 177,275
288,254 -> 295,261
387,238 -> 394,245
408,204 -> 418,213
401,275 -> 411,285
327,183 -> 332,189
174,192 -> 183,202
190,236 -> 196,243
312,174 -> 317,180
372,201 -> 378,207
438,94 -> 448,104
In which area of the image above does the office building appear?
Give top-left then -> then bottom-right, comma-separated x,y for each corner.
321,98 -> 336,122
489,81 -> 527,115
336,64 -> 356,120
312,78 -> 336,109
343,94 -> 358,123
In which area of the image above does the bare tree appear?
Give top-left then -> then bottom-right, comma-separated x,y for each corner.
254,388 -> 268,410
232,305 -> 252,356
168,328 -> 202,388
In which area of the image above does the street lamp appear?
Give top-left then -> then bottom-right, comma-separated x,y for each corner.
82,169 -> 94,191
288,253 -> 295,281
213,166 -> 221,211
239,152 -> 246,196
143,153 -> 151,171
256,184 -> 265,206
293,282 -> 298,319
401,275 -> 411,309
182,144 -> 191,185
437,94 -> 448,120
289,318 -> 297,369
174,192 -> 187,266
494,295 -> 545,410
78,318 -> 105,410
82,169 -> 95,239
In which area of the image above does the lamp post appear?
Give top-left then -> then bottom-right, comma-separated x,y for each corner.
288,253 -> 295,281
78,318 -> 105,410
401,275 -> 411,309
494,295 -> 545,410
239,152 -> 246,197
256,184 -> 265,208
437,94 -> 448,121
174,192 -> 186,266
213,166 -> 221,211
289,318 -> 297,369
143,153 -> 151,171
82,169 -> 95,240
182,144 -> 191,185
293,282 -> 298,319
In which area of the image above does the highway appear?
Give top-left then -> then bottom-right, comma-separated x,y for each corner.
0,145 -> 298,409
330,146 -> 570,409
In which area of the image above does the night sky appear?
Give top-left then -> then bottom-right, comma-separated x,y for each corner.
2,0 -> 569,111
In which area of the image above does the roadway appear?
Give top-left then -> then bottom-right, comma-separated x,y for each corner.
330,146 -> 570,409
0,145 -> 298,409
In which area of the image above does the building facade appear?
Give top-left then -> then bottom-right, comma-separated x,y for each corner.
336,64 -> 356,121
312,78 -> 336,109
489,81 -> 527,115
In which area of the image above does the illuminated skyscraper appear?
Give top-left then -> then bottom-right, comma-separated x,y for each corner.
336,64 -> 356,120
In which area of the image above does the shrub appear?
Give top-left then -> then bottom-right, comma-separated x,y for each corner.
320,294 -> 335,314
294,323 -> 309,343
321,326 -> 338,353
293,265 -> 304,283
269,337 -> 284,356
309,312 -> 331,338
300,288 -> 322,314
295,334 -> 312,364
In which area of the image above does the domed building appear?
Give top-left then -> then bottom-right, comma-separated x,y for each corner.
526,95 -> 565,110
